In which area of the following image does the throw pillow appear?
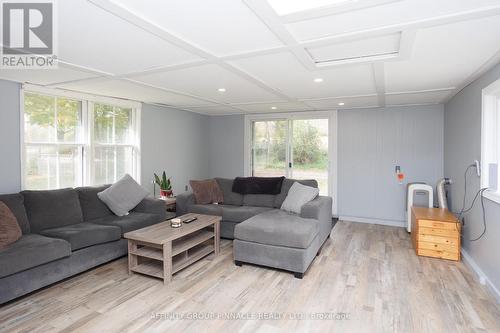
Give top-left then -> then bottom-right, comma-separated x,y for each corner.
97,174 -> 149,216
280,182 -> 319,214
0,201 -> 22,249
190,179 -> 224,204
232,176 -> 285,195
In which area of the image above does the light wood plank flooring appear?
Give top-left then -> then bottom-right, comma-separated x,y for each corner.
1,221 -> 500,333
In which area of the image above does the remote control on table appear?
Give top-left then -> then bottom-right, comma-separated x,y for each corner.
183,217 -> 197,223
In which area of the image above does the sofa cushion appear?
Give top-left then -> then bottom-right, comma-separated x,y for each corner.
0,202 -> 22,249
234,210 -> 319,249
39,222 -> 122,251
89,212 -> 160,234
77,185 -> 113,221
189,204 -> 223,216
97,174 -> 149,216
243,194 -> 276,208
0,193 -> 30,234
274,179 -> 318,208
215,178 -> 243,206
0,234 -> 71,278
222,205 -> 272,223
22,188 -> 84,233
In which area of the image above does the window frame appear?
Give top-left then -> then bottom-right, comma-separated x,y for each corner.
20,84 -> 141,190
481,78 -> 500,204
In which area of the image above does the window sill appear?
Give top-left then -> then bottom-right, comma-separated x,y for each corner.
482,190 -> 500,205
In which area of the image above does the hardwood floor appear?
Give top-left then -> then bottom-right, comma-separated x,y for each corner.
1,221 -> 500,333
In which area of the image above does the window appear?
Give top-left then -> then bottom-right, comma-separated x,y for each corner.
481,78 -> 500,203
22,87 -> 141,190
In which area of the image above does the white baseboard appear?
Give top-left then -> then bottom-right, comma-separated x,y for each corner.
461,248 -> 500,304
339,216 -> 405,228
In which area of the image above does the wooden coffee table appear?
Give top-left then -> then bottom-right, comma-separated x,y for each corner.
124,213 -> 221,284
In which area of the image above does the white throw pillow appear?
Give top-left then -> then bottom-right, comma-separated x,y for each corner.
97,174 -> 149,216
280,182 -> 319,214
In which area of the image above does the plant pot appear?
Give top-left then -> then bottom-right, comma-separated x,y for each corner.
160,189 -> 173,198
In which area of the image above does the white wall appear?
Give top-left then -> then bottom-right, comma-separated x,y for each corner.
0,79 -> 21,194
141,104 -> 210,195
338,105 -> 444,225
444,62 -> 500,301
208,114 -> 245,178
207,105 -> 444,225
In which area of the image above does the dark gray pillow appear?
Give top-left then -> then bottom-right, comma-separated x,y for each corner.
22,188 -> 83,233
77,185 -> 113,221
215,178 -> 243,206
98,174 -> 149,216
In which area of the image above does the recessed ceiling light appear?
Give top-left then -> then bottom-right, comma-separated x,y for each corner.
313,78 -> 324,83
338,102 -> 345,106
217,88 -> 226,92
271,106 -> 278,110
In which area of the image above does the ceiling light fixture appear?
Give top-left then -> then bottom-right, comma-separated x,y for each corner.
271,106 -> 277,110
338,102 -> 345,106
313,78 -> 324,83
217,88 -> 226,92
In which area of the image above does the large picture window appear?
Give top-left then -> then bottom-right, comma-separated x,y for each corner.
22,87 -> 141,190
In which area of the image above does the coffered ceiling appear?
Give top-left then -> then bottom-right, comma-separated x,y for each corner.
1,0 -> 500,115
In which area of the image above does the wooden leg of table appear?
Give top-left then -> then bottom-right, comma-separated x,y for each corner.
128,241 -> 137,275
214,220 -> 220,255
163,242 -> 172,284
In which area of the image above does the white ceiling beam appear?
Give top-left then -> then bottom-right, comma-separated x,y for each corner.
244,0 -> 317,71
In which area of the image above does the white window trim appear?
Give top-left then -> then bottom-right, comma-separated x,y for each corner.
244,110 -> 338,216
481,78 -> 500,204
20,85 -> 142,190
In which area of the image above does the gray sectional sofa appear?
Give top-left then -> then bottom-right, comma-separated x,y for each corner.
177,178 -> 333,278
0,186 -> 166,304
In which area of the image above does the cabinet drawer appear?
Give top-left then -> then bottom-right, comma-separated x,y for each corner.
418,248 -> 460,261
419,227 -> 458,238
419,220 -> 459,230
418,233 -> 458,246
418,241 -> 458,252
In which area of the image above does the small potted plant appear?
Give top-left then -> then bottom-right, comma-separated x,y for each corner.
154,171 -> 172,198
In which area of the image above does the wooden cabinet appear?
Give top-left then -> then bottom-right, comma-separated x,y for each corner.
411,207 -> 461,261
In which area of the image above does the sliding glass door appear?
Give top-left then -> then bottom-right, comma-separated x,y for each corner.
251,118 -> 329,195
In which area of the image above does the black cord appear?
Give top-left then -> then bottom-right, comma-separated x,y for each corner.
470,188 -> 488,242
456,164 -> 475,217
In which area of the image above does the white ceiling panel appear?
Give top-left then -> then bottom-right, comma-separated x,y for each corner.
385,90 -> 452,105
303,95 -> 379,109
55,79 -> 215,107
110,0 -> 284,56
134,64 -> 283,103
385,16 -> 500,92
231,52 -> 376,98
234,101 -> 313,113
187,105 -> 244,115
58,0 -> 201,75
0,67 -> 98,85
287,0 -> 500,41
